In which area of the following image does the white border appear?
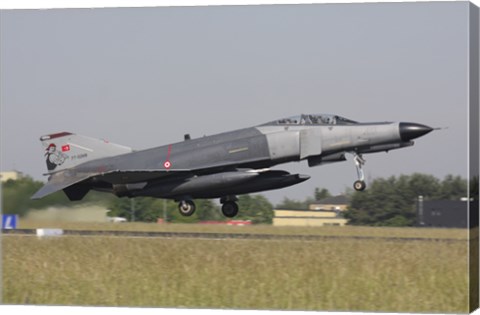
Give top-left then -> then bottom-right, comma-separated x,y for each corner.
0,1 -> 478,315
0,0 -> 471,10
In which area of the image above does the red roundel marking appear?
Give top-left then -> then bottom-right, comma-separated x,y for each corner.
164,144 -> 173,169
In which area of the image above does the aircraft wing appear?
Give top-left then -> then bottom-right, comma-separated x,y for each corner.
31,168 -> 192,200
96,169 -> 191,184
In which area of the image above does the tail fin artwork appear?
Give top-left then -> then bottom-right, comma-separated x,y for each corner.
32,132 -> 134,201
40,132 -> 133,173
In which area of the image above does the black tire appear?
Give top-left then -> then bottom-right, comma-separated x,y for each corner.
353,180 -> 366,191
221,201 -> 239,218
178,200 -> 196,216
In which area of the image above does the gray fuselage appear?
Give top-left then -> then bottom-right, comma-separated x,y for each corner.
74,119 -> 408,199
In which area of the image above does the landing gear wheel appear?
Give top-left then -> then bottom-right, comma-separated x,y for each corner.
353,180 -> 366,191
221,201 -> 239,218
178,200 -> 196,216
349,152 -> 367,191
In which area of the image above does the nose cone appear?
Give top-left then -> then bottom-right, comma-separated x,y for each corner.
399,122 -> 434,141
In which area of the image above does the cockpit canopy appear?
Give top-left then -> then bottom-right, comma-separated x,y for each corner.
264,114 -> 358,126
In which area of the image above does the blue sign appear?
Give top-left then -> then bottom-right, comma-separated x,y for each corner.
2,215 -> 18,229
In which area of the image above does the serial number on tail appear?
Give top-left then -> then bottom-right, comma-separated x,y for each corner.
70,153 -> 88,161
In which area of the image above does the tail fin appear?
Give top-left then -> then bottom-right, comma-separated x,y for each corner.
40,132 -> 133,173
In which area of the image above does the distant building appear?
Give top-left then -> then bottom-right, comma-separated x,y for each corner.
309,195 -> 350,211
417,198 -> 475,228
273,209 -> 347,227
274,195 -> 349,227
0,171 -> 24,182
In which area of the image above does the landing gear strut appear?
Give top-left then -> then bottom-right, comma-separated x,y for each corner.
220,196 -> 239,218
352,153 -> 367,191
178,200 -> 196,216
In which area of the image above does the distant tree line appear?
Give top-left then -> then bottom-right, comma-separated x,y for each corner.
1,176 -> 274,224
2,173 -> 473,226
344,174 -> 469,226
275,173 -> 471,227
1,177 -> 115,217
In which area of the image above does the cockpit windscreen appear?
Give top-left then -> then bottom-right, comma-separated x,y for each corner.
266,114 -> 357,126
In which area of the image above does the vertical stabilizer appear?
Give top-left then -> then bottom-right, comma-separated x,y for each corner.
40,132 -> 132,173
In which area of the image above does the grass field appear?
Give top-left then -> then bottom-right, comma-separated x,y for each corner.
2,224 -> 471,312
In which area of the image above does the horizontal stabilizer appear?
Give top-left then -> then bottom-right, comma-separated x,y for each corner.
31,171 -> 91,200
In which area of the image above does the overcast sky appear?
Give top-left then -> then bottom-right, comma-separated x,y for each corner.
0,2 -> 474,204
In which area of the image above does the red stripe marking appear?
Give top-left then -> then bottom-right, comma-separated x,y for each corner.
40,132 -> 73,141
164,144 -> 173,169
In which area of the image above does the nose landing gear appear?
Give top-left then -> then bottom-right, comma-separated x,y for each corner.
352,153 -> 367,191
353,179 -> 366,191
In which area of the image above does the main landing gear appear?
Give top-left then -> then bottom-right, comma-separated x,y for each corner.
178,200 -> 196,216
352,153 -> 367,191
177,196 -> 240,218
221,201 -> 239,218
220,196 -> 239,218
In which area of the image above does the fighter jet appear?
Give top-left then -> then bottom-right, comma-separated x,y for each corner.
32,114 -> 433,218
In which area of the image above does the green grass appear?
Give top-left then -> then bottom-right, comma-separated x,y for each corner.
2,227 -> 470,312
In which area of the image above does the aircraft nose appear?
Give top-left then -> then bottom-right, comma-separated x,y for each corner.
399,122 -> 434,141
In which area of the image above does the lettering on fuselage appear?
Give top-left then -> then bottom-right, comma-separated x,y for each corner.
70,153 -> 88,161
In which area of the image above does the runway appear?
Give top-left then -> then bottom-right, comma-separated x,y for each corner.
1,228 -> 468,243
